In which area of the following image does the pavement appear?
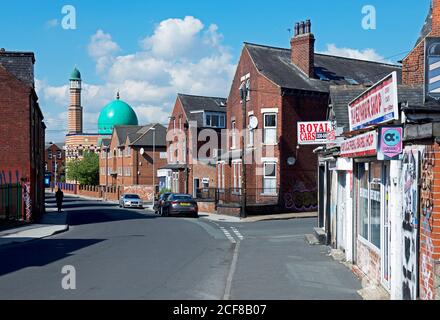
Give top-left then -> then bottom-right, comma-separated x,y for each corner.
0,195 -> 361,300
0,194 -> 69,248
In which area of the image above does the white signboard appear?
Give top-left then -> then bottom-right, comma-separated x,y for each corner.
297,121 -> 333,145
348,72 -> 399,131
340,131 -> 378,158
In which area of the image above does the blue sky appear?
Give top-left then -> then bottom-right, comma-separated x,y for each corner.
0,0 -> 432,142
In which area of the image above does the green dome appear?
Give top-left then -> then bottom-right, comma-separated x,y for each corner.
98,96 -> 139,135
70,67 -> 81,80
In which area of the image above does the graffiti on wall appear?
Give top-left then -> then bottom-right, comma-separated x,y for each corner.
22,182 -> 32,221
284,181 -> 318,211
401,148 -> 419,300
420,146 -> 435,300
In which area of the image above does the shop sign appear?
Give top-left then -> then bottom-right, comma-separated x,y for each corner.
297,121 -> 333,145
378,126 -> 403,160
348,72 -> 399,131
340,131 -> 378,158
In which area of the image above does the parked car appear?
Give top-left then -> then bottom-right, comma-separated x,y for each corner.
161,194 -> 199,218
119,194 -> 143,209
153,192 -> 172,215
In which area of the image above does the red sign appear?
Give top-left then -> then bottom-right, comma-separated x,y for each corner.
297,121 -> 332,145
340,131 -> 378,158
348,72 -> 399,131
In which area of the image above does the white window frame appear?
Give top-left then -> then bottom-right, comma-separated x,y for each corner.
232,160 -> 242,194
263,113 -> 277,145
231,121 -> 237,149
262,162 -> 277,195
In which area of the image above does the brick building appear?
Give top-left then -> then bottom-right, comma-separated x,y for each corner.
216,20 -> 400,216
45,143 -> 65,186
312,0 -> 440,300
99,124 -> 167,188
0,49 -> 46,221
161,94 -> 227,196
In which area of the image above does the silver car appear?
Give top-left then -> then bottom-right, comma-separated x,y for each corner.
119,194 -> 143,209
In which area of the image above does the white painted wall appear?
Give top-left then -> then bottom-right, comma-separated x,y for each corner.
390,159 -> 403,300
345,171 -> 354,262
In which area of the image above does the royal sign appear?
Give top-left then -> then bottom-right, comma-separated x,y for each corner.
377,126 -> 403,161
348,72 -> 399,131
340,131 -> 378,158
297,121 -> 333,145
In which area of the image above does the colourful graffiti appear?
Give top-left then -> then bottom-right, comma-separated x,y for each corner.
22,182 -> 32,221
401,148 -> 419,300
421,146 -> 435,233
284,182 -> 318,211
420,146 -> 435,300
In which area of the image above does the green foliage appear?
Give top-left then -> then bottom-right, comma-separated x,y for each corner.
66,152 -> 99,186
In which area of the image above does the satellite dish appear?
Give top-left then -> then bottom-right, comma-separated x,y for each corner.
249,116 -> 258,129
287,157 -> 296,166
140,148 -> 145,155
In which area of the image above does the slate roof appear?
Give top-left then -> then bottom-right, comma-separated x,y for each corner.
415,4 -> 432,47
0,50 -> 35,88
129,124 -> 167,147
329,85 -> 424,132
113,124 -> 167,147
178,94 -> 227,127
114,126 -> 144,146
100,139 -> 111,148
244,43 -> 402,93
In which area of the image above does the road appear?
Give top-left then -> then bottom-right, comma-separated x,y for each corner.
0,195 -> 361,300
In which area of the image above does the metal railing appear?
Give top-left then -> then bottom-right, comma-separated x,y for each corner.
0,184 -> 23,221
196,187 -> 279,206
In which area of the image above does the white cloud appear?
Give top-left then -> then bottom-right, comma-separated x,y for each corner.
321,44 -> 389,63
141,16 -> 205,59
41,16 -> 236,142
88,30 -> 121,73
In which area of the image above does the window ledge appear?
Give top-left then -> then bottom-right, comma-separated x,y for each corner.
358,236 -> 380,254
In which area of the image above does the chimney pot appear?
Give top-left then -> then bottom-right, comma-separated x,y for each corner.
294,23 -> 299,37
306,19 -> 311,33
300,21 -> 305,35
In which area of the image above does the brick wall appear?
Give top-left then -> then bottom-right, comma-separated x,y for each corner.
419,142 -> 440,300
355,240 -> 381,286
403,0 -> 440,86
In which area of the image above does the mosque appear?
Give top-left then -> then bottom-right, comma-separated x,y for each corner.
64,67 -> 139,161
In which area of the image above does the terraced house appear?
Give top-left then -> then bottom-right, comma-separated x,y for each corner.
215,20 -> 401,217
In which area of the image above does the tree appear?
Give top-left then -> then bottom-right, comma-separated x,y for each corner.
66,152 -> 99,186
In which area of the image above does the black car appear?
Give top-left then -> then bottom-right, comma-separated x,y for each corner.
153,192 -> 172,215
161,194 -> 199,218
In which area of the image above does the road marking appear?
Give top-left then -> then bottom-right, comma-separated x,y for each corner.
220,227 -> 236,244
230,227 -> 244,240
223,241 -> 240,300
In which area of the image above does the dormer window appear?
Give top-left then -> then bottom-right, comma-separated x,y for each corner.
205,112 -> 226,128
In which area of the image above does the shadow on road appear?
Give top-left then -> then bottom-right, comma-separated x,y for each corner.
0,238 -> 104,277
67,207 -> 157,226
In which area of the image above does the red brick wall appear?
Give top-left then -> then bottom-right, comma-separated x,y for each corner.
354,240 -> 381,286
0,66 -> 31,181
45,144 -> 65,182
290,34 -> 315,78
403,0 -> 440,86
419,143 -> 440,300
219,45 -> 326,213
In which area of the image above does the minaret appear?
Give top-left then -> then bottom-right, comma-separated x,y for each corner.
67,67 -> 83,134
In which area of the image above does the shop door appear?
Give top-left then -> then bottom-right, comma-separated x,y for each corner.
381,163 -> 391,291
193,178 -> 200,198
337,172 -> 347,250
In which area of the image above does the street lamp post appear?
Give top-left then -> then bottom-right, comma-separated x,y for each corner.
239,81 -> 249,218
151,127 -> 156,195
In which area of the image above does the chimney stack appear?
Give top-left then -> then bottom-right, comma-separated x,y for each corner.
290,19 -> 315,78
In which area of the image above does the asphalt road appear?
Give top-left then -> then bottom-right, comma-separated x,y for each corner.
0,195 -> 361,300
